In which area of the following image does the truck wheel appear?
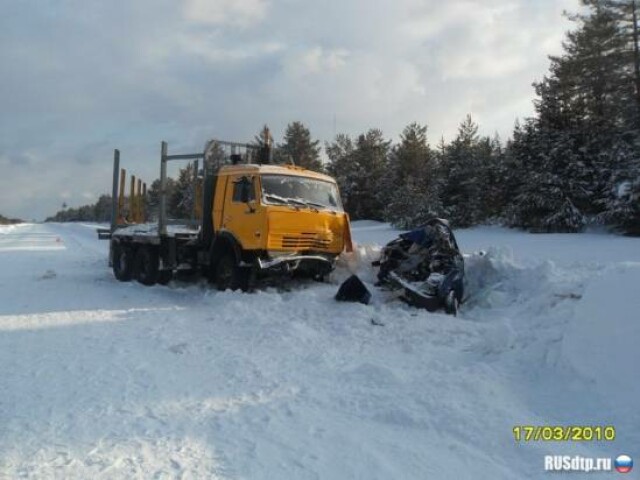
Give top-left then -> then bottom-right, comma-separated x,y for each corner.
113,243 -> 134,281
135,247 -> 159,286
215,253 -> 243,291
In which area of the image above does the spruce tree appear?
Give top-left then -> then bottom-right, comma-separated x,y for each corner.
349,129 -> 391,220
326,130 -> 390,220
482,134 -> 511,220
93,195 -> 113,223
393,122 -> 432,184
278,121 -> 323,171
169,165 -> 195,219
384,122 -> 442,227
146,178 -> 176,220
326,134 -> 357,213
591,0 -> 640,126
440,115 -> 484,227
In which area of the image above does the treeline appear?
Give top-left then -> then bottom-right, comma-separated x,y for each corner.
45,172 -> 199,223
45,195 -> 113,223
46,1 -> 639,235
0,214 -> 23,225
325,118 -> 505,229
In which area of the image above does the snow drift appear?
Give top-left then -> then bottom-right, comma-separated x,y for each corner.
562,265 -> 640,417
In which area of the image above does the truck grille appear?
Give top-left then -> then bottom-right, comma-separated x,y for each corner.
268,232 -> 337,251
282,233 -> 332,250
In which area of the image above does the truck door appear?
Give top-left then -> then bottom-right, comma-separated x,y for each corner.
222,175 -> 264,250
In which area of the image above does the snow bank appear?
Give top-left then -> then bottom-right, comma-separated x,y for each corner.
462,248 -> 568,310
562,265 -> 640,415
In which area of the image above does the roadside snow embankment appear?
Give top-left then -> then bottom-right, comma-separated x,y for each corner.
462,247 -> 579,311
562,265 -> 640,416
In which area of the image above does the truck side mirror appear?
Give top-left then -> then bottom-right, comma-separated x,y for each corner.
241,177 -> 257,213
241,186 -> 250,203
239,176 -> 253,203
240,177 -> 251,203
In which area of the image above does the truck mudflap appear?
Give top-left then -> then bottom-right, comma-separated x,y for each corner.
256,254 -> 334,271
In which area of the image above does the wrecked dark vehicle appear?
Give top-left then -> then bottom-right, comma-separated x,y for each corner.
374,218 -> 465,315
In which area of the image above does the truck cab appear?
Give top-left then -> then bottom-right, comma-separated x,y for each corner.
207,163 -> 353,289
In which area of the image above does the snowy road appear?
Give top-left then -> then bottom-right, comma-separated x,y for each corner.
0,222 -> 638,479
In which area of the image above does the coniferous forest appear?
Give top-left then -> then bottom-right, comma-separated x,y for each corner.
48,1 -> 640,235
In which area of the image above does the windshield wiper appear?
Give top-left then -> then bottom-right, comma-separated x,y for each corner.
264,194 -> 326,212
264,194 -> 288,204
286,198 -> 323,212
285,198 -> 308,207
305,201 -> 327,209
263,194 -> 305,210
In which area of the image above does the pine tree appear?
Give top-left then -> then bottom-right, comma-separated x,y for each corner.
204,140 -> 227,172
384,122 -> 442,227
393,122 -> 432,183
440,115 -> 484,227
592,0 -> 640,126
326,129 -> 390,220
93,195 -> 113,222
278,121 -> 323,171
598,140 -> 640,232
326,134 -> 357,213
170,164 -> 197,219
506,119 -> 587,232
350,129 -> 391,220
146,177 -> 176,220
385,178 -> 443,229
482,133 -> 511,220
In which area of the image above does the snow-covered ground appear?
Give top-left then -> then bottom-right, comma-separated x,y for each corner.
0,221 -> 638,479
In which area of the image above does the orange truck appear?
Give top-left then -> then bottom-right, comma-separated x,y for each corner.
101,135 -> 353,290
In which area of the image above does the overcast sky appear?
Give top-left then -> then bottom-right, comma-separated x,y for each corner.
0,0 -> 580,220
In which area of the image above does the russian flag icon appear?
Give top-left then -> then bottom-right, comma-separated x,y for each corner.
615,455 -> 633,474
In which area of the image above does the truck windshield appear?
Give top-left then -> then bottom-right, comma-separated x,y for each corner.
261,175 -> 343,211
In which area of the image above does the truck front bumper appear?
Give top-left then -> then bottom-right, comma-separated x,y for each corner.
256,254 -> 335,271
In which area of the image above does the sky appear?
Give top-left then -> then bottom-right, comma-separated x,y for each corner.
0,0 -> 581,221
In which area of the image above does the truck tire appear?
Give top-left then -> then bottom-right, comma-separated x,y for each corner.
215,252 -> 244,291
113,243 -> 134,282
135,246 -> 159,286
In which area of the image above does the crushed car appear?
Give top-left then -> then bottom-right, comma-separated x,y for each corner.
373,218 -> 465,315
